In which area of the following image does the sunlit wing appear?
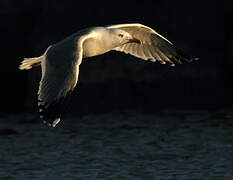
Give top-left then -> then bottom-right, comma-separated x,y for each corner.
38,41 -> 83,127
107,23 -> 196,66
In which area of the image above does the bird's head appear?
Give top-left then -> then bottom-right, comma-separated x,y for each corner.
109,29 -> 141,47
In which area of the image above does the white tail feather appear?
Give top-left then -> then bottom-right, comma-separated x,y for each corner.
19,45 -> 52,70
19,56 -> 44,70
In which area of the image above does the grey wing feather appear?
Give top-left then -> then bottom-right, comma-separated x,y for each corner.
108,23 -> 194,66
38,39 -> 83,127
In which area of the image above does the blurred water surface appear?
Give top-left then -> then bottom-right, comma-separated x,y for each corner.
0,109 -> 233,180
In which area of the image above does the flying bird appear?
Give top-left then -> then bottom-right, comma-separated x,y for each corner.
19,23 -> 197,127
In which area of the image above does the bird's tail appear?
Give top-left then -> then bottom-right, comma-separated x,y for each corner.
19,46 -> 52,70
19,56 -> 44,70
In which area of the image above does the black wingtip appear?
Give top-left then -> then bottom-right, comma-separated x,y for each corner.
185,57 -> 199,63
192,57 -> 199,61
41,117 -> 61,127
176,50 -> 198,63
38,102 -> 62,128
164,43 -> 198,64
38,91 -> 72,127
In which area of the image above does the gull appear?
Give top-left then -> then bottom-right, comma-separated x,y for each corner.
19,23 -> 197,127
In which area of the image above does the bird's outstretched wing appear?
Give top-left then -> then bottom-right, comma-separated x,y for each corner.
38,38 -> 83,127
107,23 -> 197,66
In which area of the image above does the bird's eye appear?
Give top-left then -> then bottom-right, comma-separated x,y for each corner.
118,34 -> 124,38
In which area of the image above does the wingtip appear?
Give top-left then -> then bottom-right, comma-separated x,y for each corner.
52,118 -> 61,127
42,118 -> 61,128
38,100 -> 62,128
170,63 -> 175,67
192,57 -> 199,61
186,57 -> 199,63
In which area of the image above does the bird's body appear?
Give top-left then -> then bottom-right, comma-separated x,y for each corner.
20,23 -> 197,127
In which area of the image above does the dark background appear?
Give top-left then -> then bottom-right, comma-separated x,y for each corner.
1,1 -> 233,179
0,0 -> 233,114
